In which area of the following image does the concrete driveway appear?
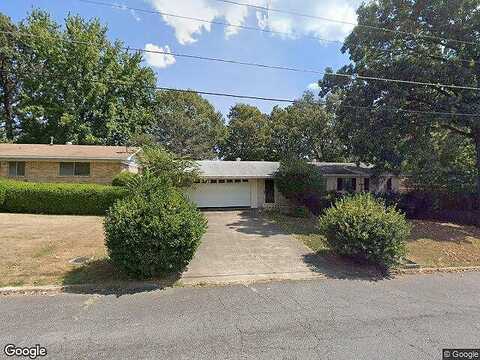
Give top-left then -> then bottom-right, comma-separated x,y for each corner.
181,210 -> 323,285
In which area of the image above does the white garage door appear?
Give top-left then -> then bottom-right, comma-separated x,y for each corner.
185,180 -> 251,208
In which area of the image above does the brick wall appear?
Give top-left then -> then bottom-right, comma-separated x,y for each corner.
0,160 -> 123,184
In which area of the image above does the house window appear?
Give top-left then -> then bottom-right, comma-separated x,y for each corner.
226,179 -> 233,183
242,179 -> 249,183
386,178 -> 393,192
337,177 -> 357,192
210,179 -> 217,184
234,179 -> 241,183
59,162 -> 91,176
219,179 -> 225,183
364,178 -> 370,192
8,161 -> 25,177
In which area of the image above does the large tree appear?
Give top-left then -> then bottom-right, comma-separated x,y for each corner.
148,90 -> 225,159
319,0 -> 480,198
268,91 -> 346,161
220,104 -> 270,161
0,13 -> 20,140
16,10 -> 156,145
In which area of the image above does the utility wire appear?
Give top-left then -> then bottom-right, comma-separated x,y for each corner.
212,0 -> 480,47
1,65 -> 477,118
4,29 -> 480,91
75,0 -> 342,45
73,0 -> 480,67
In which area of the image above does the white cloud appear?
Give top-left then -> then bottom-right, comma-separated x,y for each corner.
147,0 -> 362,44
307,82 -> 320,91
144,44 -> 176,69
130,9 -> 141,22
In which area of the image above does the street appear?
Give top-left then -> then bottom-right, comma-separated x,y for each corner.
2,272 -> 480,360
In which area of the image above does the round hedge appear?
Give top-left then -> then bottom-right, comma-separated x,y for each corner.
318,193 -> 410,269
104,187 -> 207,278
111,171 -> 138,187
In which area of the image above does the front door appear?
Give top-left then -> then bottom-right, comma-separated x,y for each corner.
265,179 -> 275,204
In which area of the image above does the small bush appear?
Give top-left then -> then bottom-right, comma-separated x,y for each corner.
112,171 -> 138,187
318,193 -> 410,269
275,160 -> 326,209
0,182 -> 5,208
0,180 -> 127,215
104,186 -> 207,278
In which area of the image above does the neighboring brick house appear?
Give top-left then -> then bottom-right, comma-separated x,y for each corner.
0,144 -> 140,184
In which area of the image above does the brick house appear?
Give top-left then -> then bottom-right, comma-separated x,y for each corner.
0,144 -> 140,184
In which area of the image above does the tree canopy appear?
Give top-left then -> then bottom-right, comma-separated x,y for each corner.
147,90 -> 225,159
319,0 -> 480,197
2,10 -> 156,145
220,104 -> 270,161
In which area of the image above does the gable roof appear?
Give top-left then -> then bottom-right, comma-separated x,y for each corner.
0,144 -> 139,162
196,161 -> 374,178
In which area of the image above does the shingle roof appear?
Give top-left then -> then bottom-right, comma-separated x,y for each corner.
197,161 -> 280,178
312,162 -> 374,176
0,144 -> 139,161
196,161 -> 374,178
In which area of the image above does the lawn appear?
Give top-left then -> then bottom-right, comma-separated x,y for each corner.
267,212 -> 480,268
0,213 -> 128,287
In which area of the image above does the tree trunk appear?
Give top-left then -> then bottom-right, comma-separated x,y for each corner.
0,60 -> 14,140
474,129 -> 480,210
3,81 -> 13,140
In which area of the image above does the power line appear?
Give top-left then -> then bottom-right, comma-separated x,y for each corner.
73,0 -> 480,67
1,64 -> 478,117
4,29 -> 480,92
74,0 -> 342,45
212,0 -> 479,47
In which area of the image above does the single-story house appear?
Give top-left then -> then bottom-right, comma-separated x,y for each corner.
0,143 -> 139,184
0,144 -> 400,208
184,160 -> 400,209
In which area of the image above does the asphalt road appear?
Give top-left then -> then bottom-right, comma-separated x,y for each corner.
2,273 -> 480,360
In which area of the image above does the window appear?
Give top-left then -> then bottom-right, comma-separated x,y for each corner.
226,179 -> 233,183
8,162 -> 25,177
386,178 -> 392,192
242,179 -> 249,183
337,177 -> 357,192
219,179 -> 225,183
59,162 -> 90,176
364,178 -> 370,192
210,180 -> 217,184
234,179 -> 241,183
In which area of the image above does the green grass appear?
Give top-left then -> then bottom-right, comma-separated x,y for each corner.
266,211 -> 330,253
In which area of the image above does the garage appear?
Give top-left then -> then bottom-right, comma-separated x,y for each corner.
185,179 -> 251,208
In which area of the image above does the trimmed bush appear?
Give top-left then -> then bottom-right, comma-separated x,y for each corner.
0,180 -> 127,215
104,186 -> 207,278
0,182 -> 5,208
318,193 -> 410,269
112,171 -> 138,187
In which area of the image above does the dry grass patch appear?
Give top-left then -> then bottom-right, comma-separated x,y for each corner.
407,220 -> 480,267
0,213 -> 120,287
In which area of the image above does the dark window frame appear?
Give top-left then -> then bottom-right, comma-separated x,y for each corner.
8,161 -> 26,177
59,162 -> 91,177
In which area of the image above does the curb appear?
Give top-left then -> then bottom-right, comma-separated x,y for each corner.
0,281 -> 176,296
396,265 -> 480,275
2,266 -> 480,295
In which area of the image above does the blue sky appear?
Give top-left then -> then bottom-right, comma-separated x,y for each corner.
3,0 -> 362,117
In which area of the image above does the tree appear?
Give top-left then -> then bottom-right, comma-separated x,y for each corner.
268,91 -> 346,161
220,104 -> 270,160
319,1 -> 480,200
137,145 -> 199,188
0,13 -> 20,140
16,10 -> 156,145
147,90 -> 225,159
404,130 -> 476,193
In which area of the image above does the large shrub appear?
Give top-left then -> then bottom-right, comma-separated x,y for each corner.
318,193 -> 410,269
0,182 -> 6,208
111,171 -> 138,187
0,180 -> 127,215
104,184 -> 207,278
274,160 -> 326,210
